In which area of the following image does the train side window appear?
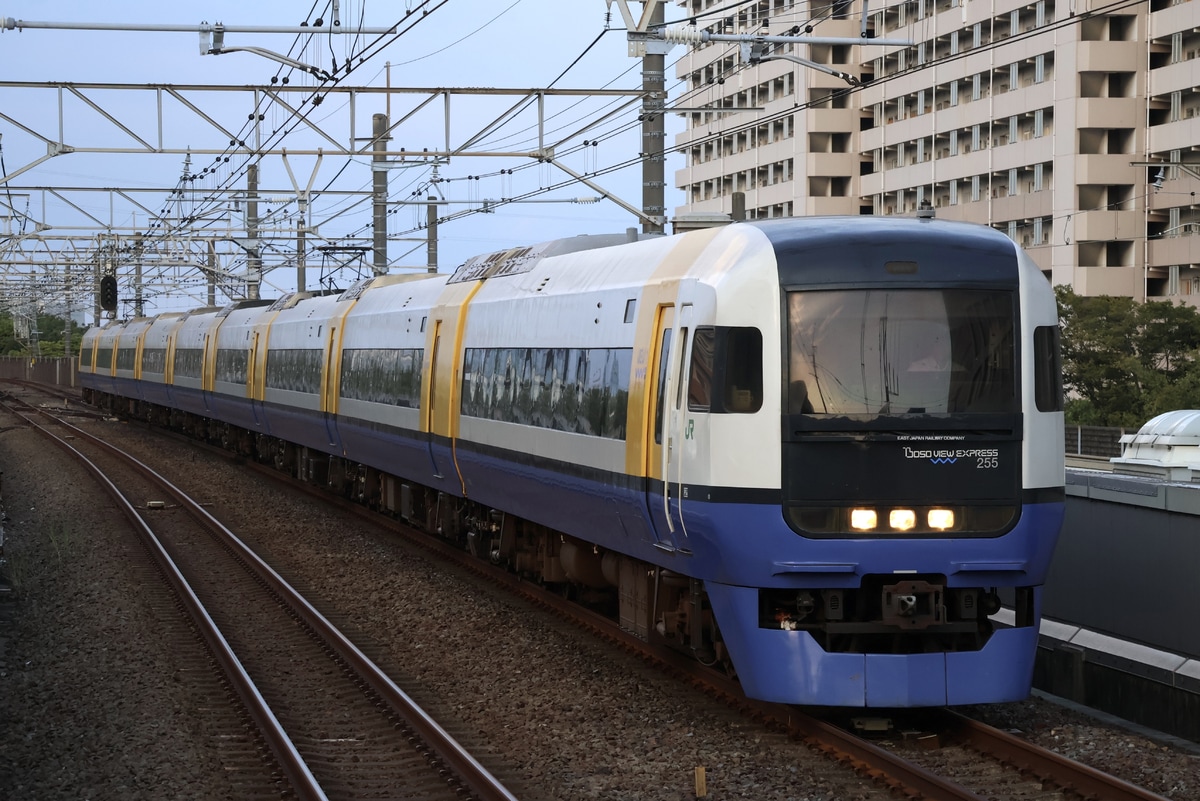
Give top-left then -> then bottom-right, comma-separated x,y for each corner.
1033,325 -> 1063,412
654,329 -> 672,444
721,327 -> 763,414
675,328 -> 689,409
687,328 -> 715,411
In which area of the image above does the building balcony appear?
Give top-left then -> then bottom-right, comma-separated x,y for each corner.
804,151 -> 859,177
754,183 -> 799,208
1149,58 -> 1200,95
807,68 -> 854,91
861,171 -> 883,197
1075,154 -> 1140,184
1150,174 -> 1200,210
1151,1 -> 1199,39
1074,96 -> 1142,129
808,106 -> 859,133
1076,40 -> 1142,72
801,195 -> 858,217
990,136 -> 1055,171
991,80 -> 1055,120
1148,235 -> 1200,267
880,159 -> 939,190
861,124 -> 884,153
674,162 -> 728,187
1071,210 -> 1143,243
1023,244 -> 1052,274
934,99 -> 992,131
991,191 -> 1053,221
926,148 -> 993,185
961,0 -> 1030,29
1148,115 -> 1200,155
1075,266 -> 1143,297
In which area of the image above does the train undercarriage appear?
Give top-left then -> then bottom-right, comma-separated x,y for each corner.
89,389 -> 729,672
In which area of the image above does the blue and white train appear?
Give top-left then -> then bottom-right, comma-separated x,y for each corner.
79,215 -> 1065,707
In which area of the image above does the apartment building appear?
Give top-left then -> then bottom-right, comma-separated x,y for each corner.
673,0 -> 1200,301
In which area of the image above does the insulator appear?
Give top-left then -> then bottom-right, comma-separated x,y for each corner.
661,25 -> 708,44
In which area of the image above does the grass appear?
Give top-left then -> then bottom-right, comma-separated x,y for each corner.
44,517 -> 78,564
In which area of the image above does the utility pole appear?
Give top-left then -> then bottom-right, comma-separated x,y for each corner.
426,197 -> 438,273
297,212 -> 306,292
372,113 -> 390,275
133,234 -> 144,318
207,239 -> 218,307
64,266 -> 72,360
642,1 -> 666,235
245,163 -> 262,300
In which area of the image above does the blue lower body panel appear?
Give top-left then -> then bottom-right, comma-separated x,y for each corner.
707,581 -> 1042,706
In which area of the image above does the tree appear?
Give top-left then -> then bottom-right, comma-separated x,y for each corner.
1057,287 -> 1200,427
0,312 -> 84,358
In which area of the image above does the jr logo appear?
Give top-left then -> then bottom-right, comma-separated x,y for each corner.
684,419 -> 695,440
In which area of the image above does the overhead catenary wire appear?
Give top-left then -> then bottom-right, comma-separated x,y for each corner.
66,0 -> 1158,304
384,0 -> 1153,248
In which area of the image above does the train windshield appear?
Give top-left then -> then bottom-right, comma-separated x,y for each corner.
787,289 -> 1015,415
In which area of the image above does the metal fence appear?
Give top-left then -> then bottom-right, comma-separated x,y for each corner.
1064,425 -> 1126,458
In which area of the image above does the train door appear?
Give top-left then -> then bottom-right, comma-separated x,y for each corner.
200,332 -> 214,414
248,330 -> 266,429
644,304 -> 684,551
321,324 -> 340,448
424,320 -> 445,479
665,303 -> 695,551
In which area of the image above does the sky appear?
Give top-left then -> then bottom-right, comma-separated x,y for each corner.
0,0 -> 688,313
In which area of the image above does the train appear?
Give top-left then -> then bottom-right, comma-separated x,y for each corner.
79,215 -> 1066,707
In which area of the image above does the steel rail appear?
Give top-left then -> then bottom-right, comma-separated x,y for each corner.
19,401 -> 520,801
946,710 -> 1174,801
0,399 -> 328,801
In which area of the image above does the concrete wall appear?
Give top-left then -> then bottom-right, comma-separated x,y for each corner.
1047,470 -> 1200,660
0,357 -> 77,388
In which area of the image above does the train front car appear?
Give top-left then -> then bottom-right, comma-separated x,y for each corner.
705,217 -> 1065,707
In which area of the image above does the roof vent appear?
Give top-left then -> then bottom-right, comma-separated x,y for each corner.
1111,410 -> 1200,481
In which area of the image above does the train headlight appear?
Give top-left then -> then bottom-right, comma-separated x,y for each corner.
889,509 -> 917,531
850,508 -> 877,530
928,509 -> 955,530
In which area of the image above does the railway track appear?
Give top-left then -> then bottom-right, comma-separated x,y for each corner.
1,390 -> 518,801
4,380 -> 1185,800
